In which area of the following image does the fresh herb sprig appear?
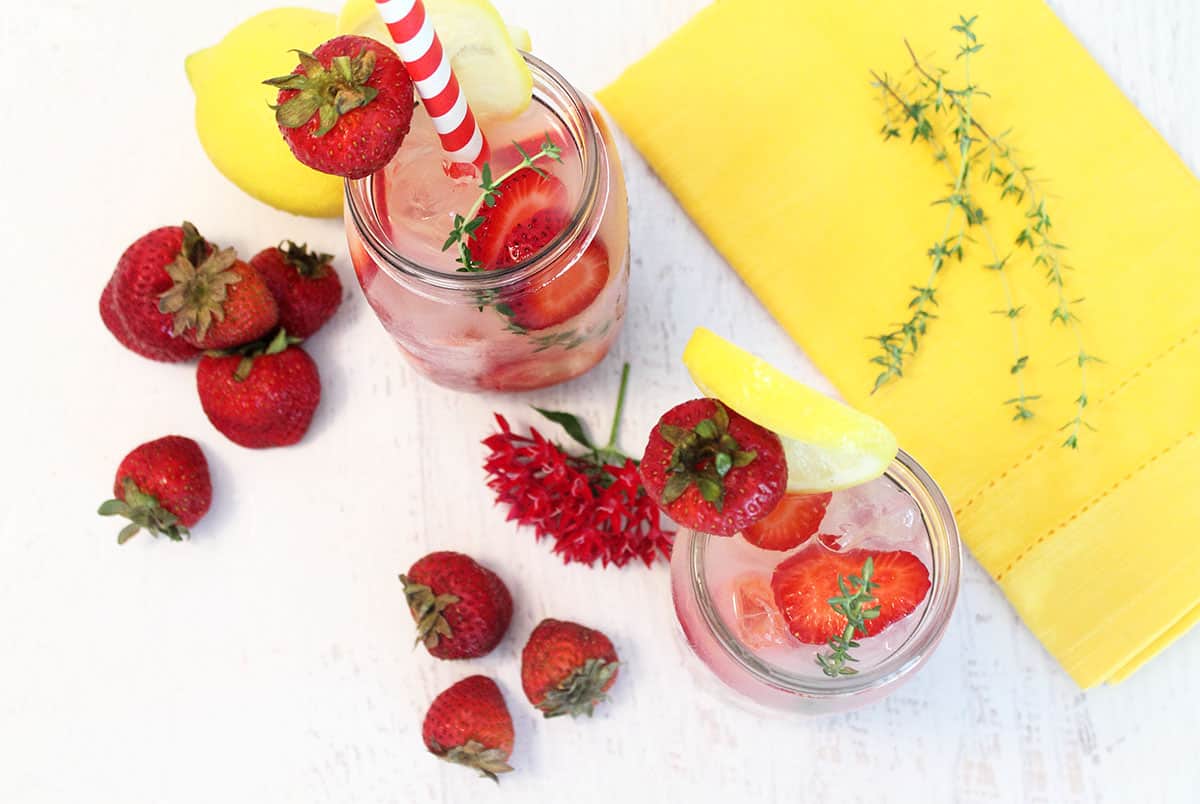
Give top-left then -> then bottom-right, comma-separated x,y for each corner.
441,135 -> 563,273
816,557 -> 880,678
869,16 -> 1101,447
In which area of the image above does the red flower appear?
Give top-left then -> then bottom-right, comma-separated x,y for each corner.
482,366 -> 673,568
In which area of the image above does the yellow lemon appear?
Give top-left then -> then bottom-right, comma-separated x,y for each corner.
186,8 -> 344,218
337,0 -> 532,120
683,327 -> 899,492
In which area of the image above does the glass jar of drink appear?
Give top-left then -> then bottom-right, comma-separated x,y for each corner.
670,449 -> 962,715
344,53 -> 629,392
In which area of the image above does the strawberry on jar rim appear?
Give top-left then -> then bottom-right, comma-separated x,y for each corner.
98,436 -> 212,544
639,398 -> 788,537
400,551 -> 513,661
266,35 -> 414,179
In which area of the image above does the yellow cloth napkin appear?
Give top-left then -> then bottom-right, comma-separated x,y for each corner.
600,0 -> 1200,688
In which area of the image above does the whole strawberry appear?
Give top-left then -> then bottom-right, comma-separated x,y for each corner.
102,226 -> 201,363
266,35 -> 414,179
639,398 -> 787,536
156,223 -> 278,350
196,330 -> 321,448
400,551 -> 512,660
520,618 -> 619,718
422,675 -> 514,782
250,241 -> 342,338
98,436 -> 212,544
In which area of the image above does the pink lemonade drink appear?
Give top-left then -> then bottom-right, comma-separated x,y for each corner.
671,450 -> 961,715
345,54 -> 629,392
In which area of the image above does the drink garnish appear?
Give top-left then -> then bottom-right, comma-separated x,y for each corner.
682,327 -> 898,492
815,557 -> 879,678
442,135 -> 563,273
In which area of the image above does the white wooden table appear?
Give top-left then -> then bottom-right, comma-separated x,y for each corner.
2,1 -> 1197,801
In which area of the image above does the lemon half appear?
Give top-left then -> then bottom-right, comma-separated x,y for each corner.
682,328 -> 899,493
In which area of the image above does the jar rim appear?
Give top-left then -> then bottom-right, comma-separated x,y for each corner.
343,52 -> 604,293
682,448 -> 962,699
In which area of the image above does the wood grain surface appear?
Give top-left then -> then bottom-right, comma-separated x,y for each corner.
1,1 -> 1196,802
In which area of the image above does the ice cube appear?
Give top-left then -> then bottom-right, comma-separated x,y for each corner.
819,479 -> 921,551
730,573 -> 792,650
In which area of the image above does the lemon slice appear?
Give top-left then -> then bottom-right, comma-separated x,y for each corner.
337,0 -> 532,120
682,328 -> 898,493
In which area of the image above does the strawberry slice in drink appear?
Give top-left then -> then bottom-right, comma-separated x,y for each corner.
741,491 -> 833,552
470,168 -> 608,330
770,543 -> 930,644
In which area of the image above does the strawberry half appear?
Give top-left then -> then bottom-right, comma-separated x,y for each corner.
741,491 -> 832,551
470,168 -> 568,269
468,169 -> 608,331
770,543 -> 931,644
508,242 -> 609,331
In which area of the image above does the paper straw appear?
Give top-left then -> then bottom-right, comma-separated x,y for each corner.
375,0 -> 490,169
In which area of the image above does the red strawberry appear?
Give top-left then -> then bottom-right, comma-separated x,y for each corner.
508,242 -> 609,331
468,169 -> 608,330
422,675 -> 514,782
196,331 -> 321,448
156,227 -> 278,351
470,169 -> 568,268
266,35 -> 414,179
98,436 -> 212,544
103,226 -> 201,363
520,618 -> 619,718
639,398 -> 787,537
250,242 -> 342,338
741,491 -> 832,551
400,551 -> 512,660
770,543 -> 931,644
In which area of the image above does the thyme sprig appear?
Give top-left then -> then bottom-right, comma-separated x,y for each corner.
441,135 -> 563,273
874,41 -> 1039,423
870,15 -> 1101,447
816,557 -> 880,678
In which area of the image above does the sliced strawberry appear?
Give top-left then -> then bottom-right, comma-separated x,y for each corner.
469,168 -> 568,269
770,544 -> 930,644
741,492 -> 832,552
507,241 -> 608,331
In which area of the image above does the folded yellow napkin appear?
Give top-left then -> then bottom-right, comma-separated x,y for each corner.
600,0 -> 1200,687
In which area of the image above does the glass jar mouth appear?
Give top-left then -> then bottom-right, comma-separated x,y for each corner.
343,52 -> 605,293
684,448 -> 962,699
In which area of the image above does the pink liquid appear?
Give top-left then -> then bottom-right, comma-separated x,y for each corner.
345,88 -> 629,392
671,472 -> 937,712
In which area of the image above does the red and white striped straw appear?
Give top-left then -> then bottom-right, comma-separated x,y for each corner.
375,0 -> 490,169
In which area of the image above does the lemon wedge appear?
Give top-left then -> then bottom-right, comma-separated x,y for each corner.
337,0 -> 532,120
682,328 -> 899,493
